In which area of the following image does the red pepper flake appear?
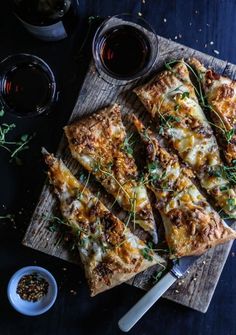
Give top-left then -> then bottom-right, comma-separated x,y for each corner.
16,273 -> 49,302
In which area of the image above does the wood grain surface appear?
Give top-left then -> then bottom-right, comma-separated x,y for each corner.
22,35 -> 236,313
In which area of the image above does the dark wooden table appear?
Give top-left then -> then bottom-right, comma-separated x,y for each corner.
0,1 -> 236,334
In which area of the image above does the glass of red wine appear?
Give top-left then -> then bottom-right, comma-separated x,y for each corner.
92,14 -> 158,85
0,53 -> 56,117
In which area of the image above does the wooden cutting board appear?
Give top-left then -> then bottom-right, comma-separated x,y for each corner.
22,34 -> 236,313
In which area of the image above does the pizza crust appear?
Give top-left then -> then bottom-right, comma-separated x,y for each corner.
64,104 -> 158,243
43,150 -> 164,296
134,61 -> 236,217
132,116 -> 236,258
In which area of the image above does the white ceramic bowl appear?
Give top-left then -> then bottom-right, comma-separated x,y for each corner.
7,266 -> 58,316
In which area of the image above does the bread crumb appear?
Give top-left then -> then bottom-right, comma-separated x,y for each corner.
175,289 -> 179,293
70,289 -> 77,295
174,36 -> 178,40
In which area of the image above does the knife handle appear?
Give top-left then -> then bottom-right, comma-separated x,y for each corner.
118,272 -> 177,332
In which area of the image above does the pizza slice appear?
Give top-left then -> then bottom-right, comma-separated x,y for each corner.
132,116 -> 236,258
64,104 -> 157,243
134,61 -> 236,217
189,57 -> 236,165
43,150 -> 164,296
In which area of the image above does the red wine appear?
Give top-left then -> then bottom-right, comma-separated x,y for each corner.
99,25 -> 151,79
14,0 -> 78,41
2,62 -> 52,116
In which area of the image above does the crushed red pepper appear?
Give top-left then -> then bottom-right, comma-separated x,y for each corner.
16,272 -> 49,302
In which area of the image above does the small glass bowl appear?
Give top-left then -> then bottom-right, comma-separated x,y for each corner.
92,14 -> 158,86
0,53 -> 56,118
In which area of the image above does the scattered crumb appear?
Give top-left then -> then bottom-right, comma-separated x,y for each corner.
198,28 -> 202,32
195,10 -> 199,14
193,277 -> 197,281
174,36 -> 178,40
178,282 -> 182,286
204,43 -> 208,48
138,12 -> 142,16
232,252 -> 235,257
142,0 -> 145,3
206,23 -> 210,27
213,49 -> 220,55
33,260 -> 37,264
210,41 -> 214,45
46,238 -> 49,241
70,289 -> 77,295
189,22 -> 192,26
196,39 -> 198,43
175,289 -> 179,293
186,270 -> 190,274
202,260 -> 206,264
163,18 -> 167,23
181,280 -> 185,284
62,267 -> 67,271
178,34 -> 182,39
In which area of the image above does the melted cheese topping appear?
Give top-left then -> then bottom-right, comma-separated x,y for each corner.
135,61 -> 236,216
46,153 -> 162,284
65,105 -> 157,241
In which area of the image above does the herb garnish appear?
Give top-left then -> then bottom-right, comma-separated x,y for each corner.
0,111 -> 33,164
0,213 -> 14,221
164,60 -> 235,144
121,133 -> 135,156
159,115 -> 180,135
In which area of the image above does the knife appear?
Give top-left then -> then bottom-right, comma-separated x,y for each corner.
118,255 -> 199,332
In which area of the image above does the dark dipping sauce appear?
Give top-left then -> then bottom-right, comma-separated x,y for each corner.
99,25 -> 151,79
2,62 -> 52,116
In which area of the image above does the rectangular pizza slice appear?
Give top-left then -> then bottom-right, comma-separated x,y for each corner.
132,116 -> 236,258
134,61 -> 236,217
189,57 -> 236,165
43,150 -> 164,296
64,104 -> 158,243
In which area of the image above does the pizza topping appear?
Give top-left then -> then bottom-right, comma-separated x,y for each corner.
133,115 -> 236,258
65,105 -> 157,242
44,150 -> 164,296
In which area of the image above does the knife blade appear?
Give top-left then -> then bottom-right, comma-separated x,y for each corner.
118,255 -> 199,332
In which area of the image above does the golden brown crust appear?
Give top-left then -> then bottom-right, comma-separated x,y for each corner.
134,61 -> 236,217
43,150 -> 163,296
189,58 -> 236,165
132,116 -> 236,258
64,104 -> 157,242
